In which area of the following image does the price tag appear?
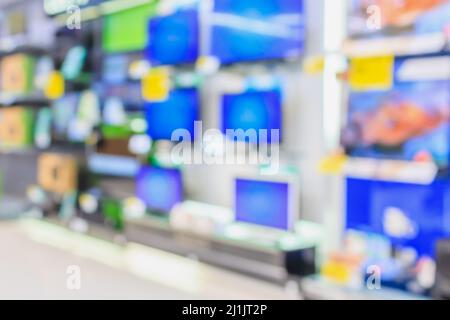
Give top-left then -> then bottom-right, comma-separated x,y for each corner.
349,55 -> 394,91
303,56 -> 325,74
141,68 -> 170,102
44,71 -> 65,99
319,153 -> 348,174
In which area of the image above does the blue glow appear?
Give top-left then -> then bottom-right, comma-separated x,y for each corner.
136,166 -> 184,213
146,9 -> 199,66
88,153 -> 140,177
145,88 -> 199,141
235,178 -> 290,230
346,178 -> 450,256
211,0 -> 305,63
222,90 -> 282,144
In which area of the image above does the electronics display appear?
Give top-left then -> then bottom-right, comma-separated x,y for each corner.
210,0 -> 305,64
102,3 -> 155,53
234,177 -> 296,230
346,177 -> 450,256
342,55 -> 450,167
348,0 -> 450,36
146,8 -> 199,66
145,88 -> 199,141
136,166 -> 183,214
221,89 -> 282,144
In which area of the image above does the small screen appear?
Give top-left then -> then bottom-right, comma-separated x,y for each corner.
221,90 -> 282,144
210,0 -> 305,64
146,8 -> 199,66
136,166 -> 183,213
145,88 -> 199,141
235,178 -> 290,230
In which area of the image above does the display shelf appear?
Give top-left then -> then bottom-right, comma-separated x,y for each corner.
300,276 -> 428,300
0,45 -> 51,58
125,216 -> 317,284
344,157 -> 438,185
43,215 -> 125,245
342,32 -> 448,57
0,93 -> 50,107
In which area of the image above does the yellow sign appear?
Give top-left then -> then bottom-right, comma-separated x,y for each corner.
303,56 -> 325,74
44,71 -> 65,99
319,153 -> 348,175
141,68 -> 170,102
349,55 -> 394,91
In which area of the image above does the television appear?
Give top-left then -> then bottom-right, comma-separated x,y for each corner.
234,177 -> 297,231
210,0 -> 305,64
342,55 -> 450,167
136,166 -> 183,214
346,177 -> 450,256
221,89 -> 282,144
348,0 -> 450,36
146,8 -> 199,66
102,3 -> 156,53
145,88 -> 199,141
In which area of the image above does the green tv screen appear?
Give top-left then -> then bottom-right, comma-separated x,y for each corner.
102,3 -> 156,53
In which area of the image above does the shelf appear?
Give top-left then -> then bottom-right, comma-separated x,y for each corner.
344,158 -> 438,185
0,93 -> 50,107
125,216 -> 317,284
342,32 -> 448,57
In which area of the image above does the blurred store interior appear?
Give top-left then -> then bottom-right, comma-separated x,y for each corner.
1,0 -> 450,299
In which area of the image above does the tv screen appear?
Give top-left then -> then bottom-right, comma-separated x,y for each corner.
146,8 -> 199,66
103,3 -> 155,53
210,0 -> 305,64
136,166 -> 183,213
221,90 -> 282,144
145,88 -> 199,141
235,178 -> 291,230
342,80 -> 450,166
346,177 -> 450,256
348,0 -> 450,36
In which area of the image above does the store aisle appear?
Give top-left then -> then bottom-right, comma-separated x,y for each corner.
0,220 -> 294,300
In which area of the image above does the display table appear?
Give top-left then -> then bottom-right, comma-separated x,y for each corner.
125,216 -> 320,284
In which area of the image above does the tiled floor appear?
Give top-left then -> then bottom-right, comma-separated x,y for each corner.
0,219 -> 295,300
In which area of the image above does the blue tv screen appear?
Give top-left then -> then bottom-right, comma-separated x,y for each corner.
235,178 -> 290,230
222,90 -> 282,144
145,88 -> 199,141
346,178 -> 450,256
136,166 -> 183,213
146,9 -> 199,66
210,0 -> 305,64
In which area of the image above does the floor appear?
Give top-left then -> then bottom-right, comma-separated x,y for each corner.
0,219 -> 295,300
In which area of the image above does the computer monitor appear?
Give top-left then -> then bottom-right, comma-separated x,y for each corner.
210,0 -> 305,64
146,8 -> 199,66
234,176 -> 298,231
145,88 -> 199,141
221,89 -> 282,144
136,166 -> 184,214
